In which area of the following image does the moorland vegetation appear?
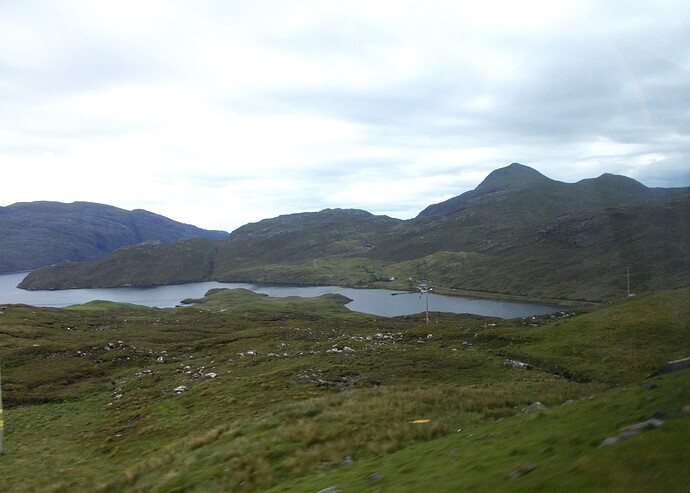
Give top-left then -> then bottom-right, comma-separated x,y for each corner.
2,163 -> 689,491
0,286 -> 688,491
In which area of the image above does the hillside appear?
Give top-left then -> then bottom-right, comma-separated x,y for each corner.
18,165 -> 690,302
0,286 -> 688,491
0,201 -> 229,273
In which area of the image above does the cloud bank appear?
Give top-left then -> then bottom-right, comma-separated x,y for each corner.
1,0 -> 688,231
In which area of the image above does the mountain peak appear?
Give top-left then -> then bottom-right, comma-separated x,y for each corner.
475,163 -> 552,192
416,163 -> 554,218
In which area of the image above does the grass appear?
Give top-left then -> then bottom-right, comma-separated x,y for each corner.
0,286 -> 688,491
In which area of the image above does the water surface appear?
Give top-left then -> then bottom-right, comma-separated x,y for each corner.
0,272 -> 560,319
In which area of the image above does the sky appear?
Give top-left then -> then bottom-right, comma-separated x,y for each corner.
1,0 -> 689,232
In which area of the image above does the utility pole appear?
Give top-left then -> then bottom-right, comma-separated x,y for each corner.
414,278 -> 431,324
626,266 -> 635,297
423,279 -> 430,325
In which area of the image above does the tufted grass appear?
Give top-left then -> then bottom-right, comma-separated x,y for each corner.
0,286 -> 688,491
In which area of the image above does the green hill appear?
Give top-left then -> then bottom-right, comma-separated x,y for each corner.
0,201 -> 229,273
18,164 -> 690,302
0,286 -> 688,491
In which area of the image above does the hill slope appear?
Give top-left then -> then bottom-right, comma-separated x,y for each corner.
0,286 -> 688,492
18,165 -> 690,302
0,201 -> 229,273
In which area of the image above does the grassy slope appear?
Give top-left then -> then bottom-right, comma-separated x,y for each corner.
0,287 -> 688,492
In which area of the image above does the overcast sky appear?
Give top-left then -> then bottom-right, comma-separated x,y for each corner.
1,1 -> 688,232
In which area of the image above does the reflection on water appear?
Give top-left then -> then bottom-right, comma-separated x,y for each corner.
0,272 -> 560,319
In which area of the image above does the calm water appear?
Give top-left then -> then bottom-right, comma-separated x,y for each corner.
0,272 -> 560,319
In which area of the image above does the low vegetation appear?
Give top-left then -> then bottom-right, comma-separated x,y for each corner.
1,286 -> 688,491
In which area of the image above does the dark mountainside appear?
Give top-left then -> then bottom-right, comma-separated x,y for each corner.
18,164 -> 690,302
0,201 -> 229,273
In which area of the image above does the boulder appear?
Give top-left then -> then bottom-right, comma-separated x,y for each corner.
173,385 -> 188,394
646,356 -> 690,378
523,402 -> 547,413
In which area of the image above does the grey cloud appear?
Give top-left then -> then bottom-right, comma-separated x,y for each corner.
1,1 -> 688,232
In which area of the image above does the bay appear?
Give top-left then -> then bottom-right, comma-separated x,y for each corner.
0,272 -> 560,319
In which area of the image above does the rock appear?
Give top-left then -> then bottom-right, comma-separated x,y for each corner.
426,333 -> 434,340
619,418 -> 664,434
156,356 -> 165,363
601,418 -> 664,446
646,356 -> 690,378
315,487 -> 338,493
640,382 -> 658,390
341,456 -> 354,465
646,410 -> 668,420
173,385 -> 188,394
523,402 -> 547,413
509,462 -> 536,479
600,435 -> 625,446
343,346 -> 355,353
367,472 -> 382,482
205,372 -> 218,378
504,359 -> 534,370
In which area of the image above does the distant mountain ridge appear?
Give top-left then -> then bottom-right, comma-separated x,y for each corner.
418,163 -> 685,218
0,201 -> 229,273
17,165 -> 690,302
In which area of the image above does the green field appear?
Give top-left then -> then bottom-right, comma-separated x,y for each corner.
0,287 -> 688,492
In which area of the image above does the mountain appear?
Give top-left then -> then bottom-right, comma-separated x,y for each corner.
418,163 -> 555,217
417,162 -> 684,219
18,165 -> 690,302
0,201 -> 229,273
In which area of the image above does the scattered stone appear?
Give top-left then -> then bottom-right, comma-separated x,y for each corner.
205,372 -> 218,379
341,456 -> 354,465
173,385 -> 188,394
619,418 -> 664,434
156,356 -> 165,364
278,342 -> 288,350
367,472 -> 382,482
646,356 -> 690,378
246,350 -> 257,356
426,333 -> 434,340
641,382 -> 658,391
504,359 -> 534,370
523,402 -> 547,413
600,435 -> 626,447
646,410 -> 668,421
509,462 -> 536,479
343,346 -> 355,353
601,418 -> 664,446
316,487 -> 338,493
